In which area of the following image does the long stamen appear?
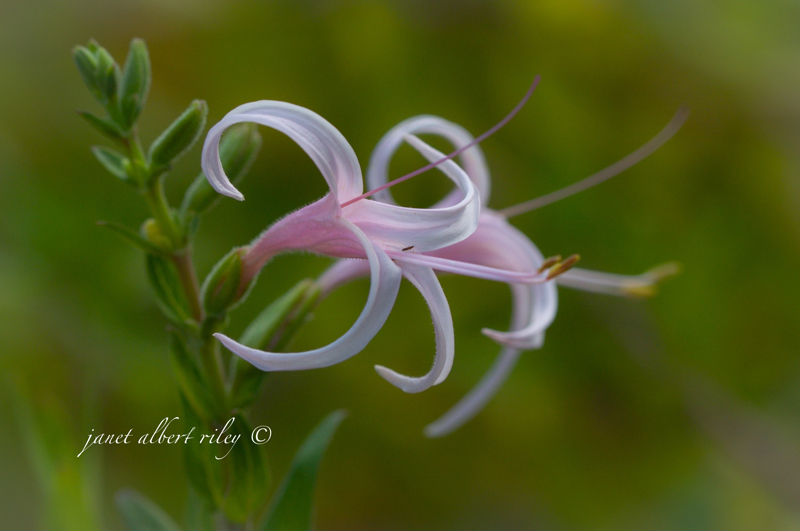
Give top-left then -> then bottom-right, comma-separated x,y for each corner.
341,75 -> 542,208
498,107 -> 690,218
557,262 -> 681,297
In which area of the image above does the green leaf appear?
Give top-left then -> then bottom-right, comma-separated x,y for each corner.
116,489 -> 182,531
148,100 -> 208,170
91,146 -> 131,182
201,248 -> 245,317
145,254 -> 192,324
97,221 -> 163,255
73,45 -> 102,100
94,47 -> 118,104
168,331 -> 215,424
185,487 -> 215,531
78,111 -> 124,142
119,38 -> 151,129
180,123 -> 262,218
222,415 -> 270,523
7,378 -> 102,531
261,410 -> 347,531
239,280 -> 316,349
180,393 -> 224,511
229,279 -> 317,410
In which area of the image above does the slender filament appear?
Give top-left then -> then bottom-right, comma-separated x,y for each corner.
341,75 -> 542,208
498,106 -> 690,218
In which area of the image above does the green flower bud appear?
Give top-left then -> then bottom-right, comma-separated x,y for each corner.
148,99 -> 208,171
181,123 -> 262,216
201,248 -> 246,316
72,45 -> 102,100
93,47 -> 119,104
141,218 -> 173,252
119,38 -> 151,130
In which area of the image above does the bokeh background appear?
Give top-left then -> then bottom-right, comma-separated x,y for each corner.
2,0 -> 800,529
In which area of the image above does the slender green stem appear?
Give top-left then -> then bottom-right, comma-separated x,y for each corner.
172,249 -> 204,322
199,329 -> 229,418
143,178 -> 183,248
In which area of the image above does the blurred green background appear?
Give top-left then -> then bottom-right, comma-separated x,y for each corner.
2,0 -> 800,529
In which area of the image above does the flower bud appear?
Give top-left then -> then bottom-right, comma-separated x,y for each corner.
118,38 -> 151,129
148,99 -> 208,172
181,123 -> 262,216
72,45 -> 102,101
201,248 -> 247,316
141,218 -> 173,252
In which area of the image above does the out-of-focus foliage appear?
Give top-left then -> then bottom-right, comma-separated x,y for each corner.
1,1 -> 799,529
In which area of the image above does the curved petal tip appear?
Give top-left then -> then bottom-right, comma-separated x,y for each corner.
374,365 -> 432,394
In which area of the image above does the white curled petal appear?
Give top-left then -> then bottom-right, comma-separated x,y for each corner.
367,115 -> 491,205
481,283 -> 557,350
425,279 -> 534,437
345,135 -> 480,252
425,348 -> 522,438
202,101 -> 363,202
214,219 -> 401,371
374,263 -> 454,393
424,215 -> 559,436
479,221 -> 557,348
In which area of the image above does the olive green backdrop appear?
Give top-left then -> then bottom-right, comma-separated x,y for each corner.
1,1 -> 800,529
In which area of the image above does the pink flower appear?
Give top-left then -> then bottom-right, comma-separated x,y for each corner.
200,100 -> 561,393
321,109 -> 686,436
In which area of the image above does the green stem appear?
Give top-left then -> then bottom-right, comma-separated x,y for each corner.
172,249 -> 204,322
199,330 -> 228,418
143,178 -> 183,248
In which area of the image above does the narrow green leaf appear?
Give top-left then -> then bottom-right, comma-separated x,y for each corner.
149,100 -> 208,169
94,47 -> 117,104
119,38 -> 151,128
239,280 -> 315,349
222,416 -> 270,523
7,378 -> 55,490
168,331 -> 215,424
97,221 -> 163,255
185,487 -> 215,531
261,411 -> 347,531
91,146 -> 130,182
270,284 -> 321,353
73,46 -> 101,100
102,63 -> 120,106
116,489 -> 182,531
180,393 -> 225,510
7,378 -> 102,531
145,254 -> 192,324
78,111 -> 124,142
229,279 -> 317,409
180,123 -> 262,217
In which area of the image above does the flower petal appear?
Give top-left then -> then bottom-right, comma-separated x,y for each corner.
366,115 -> 491,205
374,262 -> 454,393
424,215 -> 558,436
202,101 -> 363,202
214,218 -> 401,371
425,348 -> 521,438
344,135 -> 480,252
